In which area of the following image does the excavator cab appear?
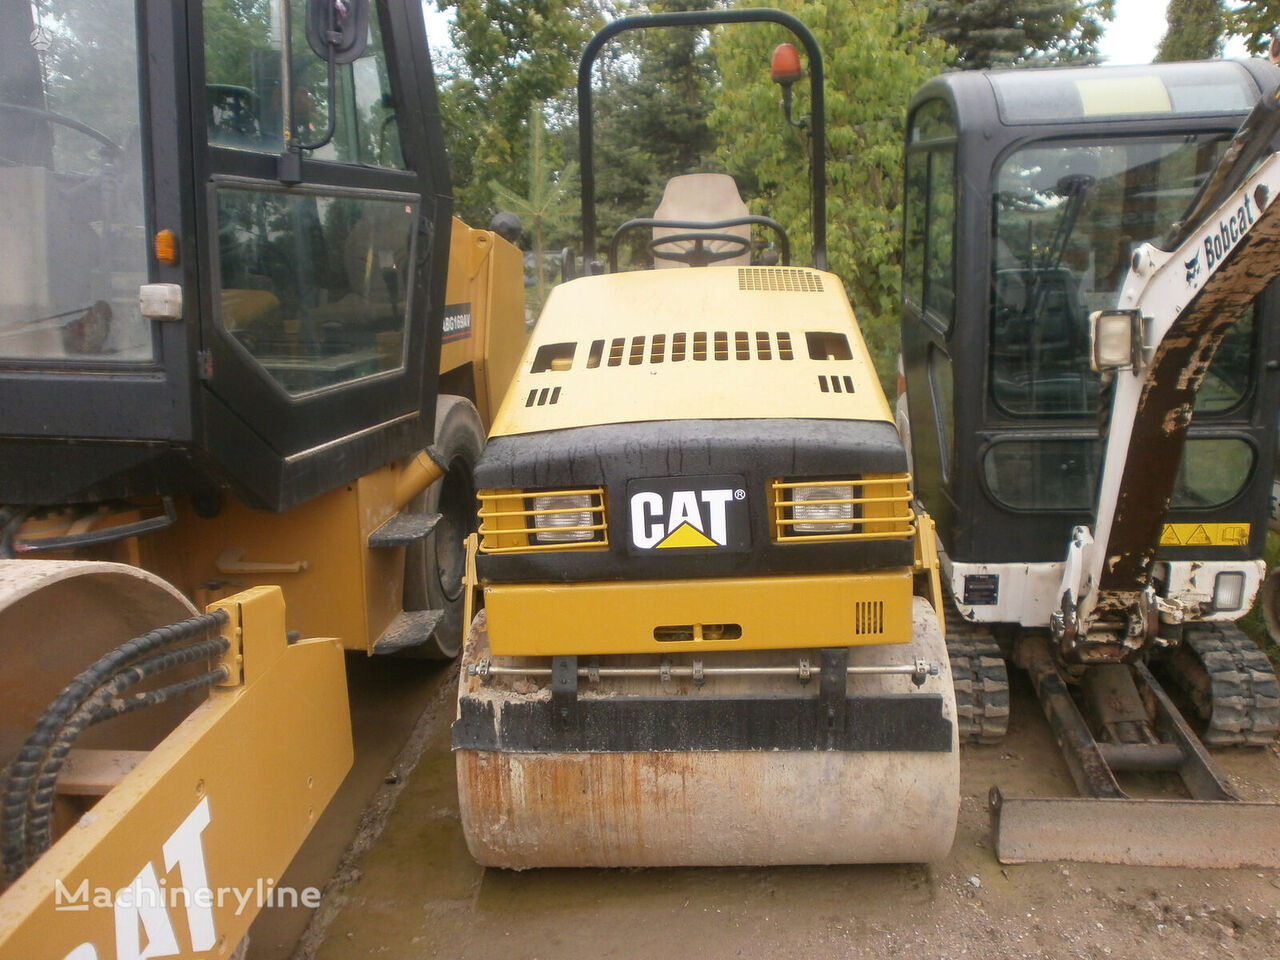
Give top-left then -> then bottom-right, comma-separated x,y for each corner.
900,60 -> 1280,866
0,0 -> 453,512
901,60 -> 1280,630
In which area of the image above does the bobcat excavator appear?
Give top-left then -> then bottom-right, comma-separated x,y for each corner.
899,60 -> 1280,866
0,0 -> 524,954
451,8 -> 959,869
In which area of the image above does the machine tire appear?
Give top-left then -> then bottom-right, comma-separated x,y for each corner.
401,395 -> 485,660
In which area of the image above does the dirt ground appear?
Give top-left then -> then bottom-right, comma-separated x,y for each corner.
267,664 -> 1280,960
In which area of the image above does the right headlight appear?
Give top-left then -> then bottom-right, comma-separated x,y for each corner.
790,484 -> 856,533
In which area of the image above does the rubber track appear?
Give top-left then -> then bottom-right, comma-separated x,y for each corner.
944,604 -> 1010,745
1166,622 -> 1279,748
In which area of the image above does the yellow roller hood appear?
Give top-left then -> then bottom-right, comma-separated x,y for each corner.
489,265 -> 893,438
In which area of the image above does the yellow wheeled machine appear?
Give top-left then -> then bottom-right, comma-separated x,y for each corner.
0,569 -> 348,959
0,0 -> 525,949
452,9 -> 960,869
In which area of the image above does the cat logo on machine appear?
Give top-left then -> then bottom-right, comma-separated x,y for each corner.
626,475 -> 751,554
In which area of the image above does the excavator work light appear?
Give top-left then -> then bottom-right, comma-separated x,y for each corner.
1090,309 -> 1141,372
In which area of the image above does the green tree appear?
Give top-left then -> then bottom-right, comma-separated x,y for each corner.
923,0 -> 1114,69
1157,0 -> 1225,60
710,0 -> 949,389
436,0 -> 614,224
490,105 -> 578,309
563,0 -> 724,263
1227,2 -> 1280,54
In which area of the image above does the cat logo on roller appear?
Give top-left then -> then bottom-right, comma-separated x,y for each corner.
626,474 -> 751,554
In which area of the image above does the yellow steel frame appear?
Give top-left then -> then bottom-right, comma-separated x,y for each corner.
438,218 -> 528,424
0,587 -> 352,960
482,569 -> 914,656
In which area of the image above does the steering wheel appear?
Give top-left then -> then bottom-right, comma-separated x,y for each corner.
608,215 -> 790,272
649,231 -> 752,266
0,103 -> 122,155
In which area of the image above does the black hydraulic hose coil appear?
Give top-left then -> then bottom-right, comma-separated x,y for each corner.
0,609 -> 230,887
23,638 -> 231,862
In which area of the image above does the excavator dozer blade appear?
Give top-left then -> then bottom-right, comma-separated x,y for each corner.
990,788 -> 1280,868
453,598 -> 960,869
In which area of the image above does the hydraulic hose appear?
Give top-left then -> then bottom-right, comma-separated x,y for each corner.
22,638 -> 231,863
0,610 -> 229,887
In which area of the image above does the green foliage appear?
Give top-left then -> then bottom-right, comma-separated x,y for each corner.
923,0 -> 1114,68
490,105 -> 579,309
710,0 -> 949,392
564,0 -> 724,263
1226,1 -> 1280,55
436,0 -> 613,224
1157,0 -> 1225,61
202,0 -> 274,85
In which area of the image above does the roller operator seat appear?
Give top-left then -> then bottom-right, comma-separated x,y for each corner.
651,173 -> 752,268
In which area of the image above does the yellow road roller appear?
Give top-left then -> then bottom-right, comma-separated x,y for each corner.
452,8 -> 958,869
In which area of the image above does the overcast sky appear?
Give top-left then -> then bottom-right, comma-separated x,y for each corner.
1099,0 -> 1249,64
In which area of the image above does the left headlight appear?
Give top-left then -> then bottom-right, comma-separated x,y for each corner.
531,494 -> 597,543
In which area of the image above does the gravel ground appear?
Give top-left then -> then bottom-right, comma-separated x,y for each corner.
262,663 -> 1280,960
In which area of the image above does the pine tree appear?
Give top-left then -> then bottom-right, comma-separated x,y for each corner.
1157,0 -> 1224,61
924,0 -> 1114,69
435,0 -> 615,224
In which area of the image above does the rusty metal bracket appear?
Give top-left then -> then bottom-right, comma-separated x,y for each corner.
817,647 -> 848,750
551,655 -> 579,728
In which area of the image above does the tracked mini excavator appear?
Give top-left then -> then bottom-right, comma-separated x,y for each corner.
0,0 -> 524,953
451,8 -> 959,869
898,60 -> 1280,866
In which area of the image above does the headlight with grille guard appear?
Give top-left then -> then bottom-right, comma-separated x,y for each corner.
531,494 -> 597,543
790,484 -> 855,533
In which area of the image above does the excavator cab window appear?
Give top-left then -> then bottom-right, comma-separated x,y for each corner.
0,0 -> 153,363
902,98 -> 956,333
990,136 -> 1242,417
901,60 -> 1280,564
981,135 -> 1258,512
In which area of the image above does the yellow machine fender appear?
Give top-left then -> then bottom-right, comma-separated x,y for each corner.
0,572 -> 351,960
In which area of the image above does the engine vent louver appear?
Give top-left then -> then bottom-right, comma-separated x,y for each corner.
737,268 -> 824,293
574,332 -> 796,367
525,386 -> 562,407
852,601 -> 885,636
818,375 -> 856,395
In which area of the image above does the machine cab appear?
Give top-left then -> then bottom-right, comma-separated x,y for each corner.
900,61 -> 1280,617
0,0 -> 452,511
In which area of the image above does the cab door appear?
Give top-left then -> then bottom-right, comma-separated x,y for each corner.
191,0 -> 451,510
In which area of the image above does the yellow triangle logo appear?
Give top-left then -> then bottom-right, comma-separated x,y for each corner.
1185,524 -> 1212,546
656,521 -> 719,549
1160,524 -> 1182,546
